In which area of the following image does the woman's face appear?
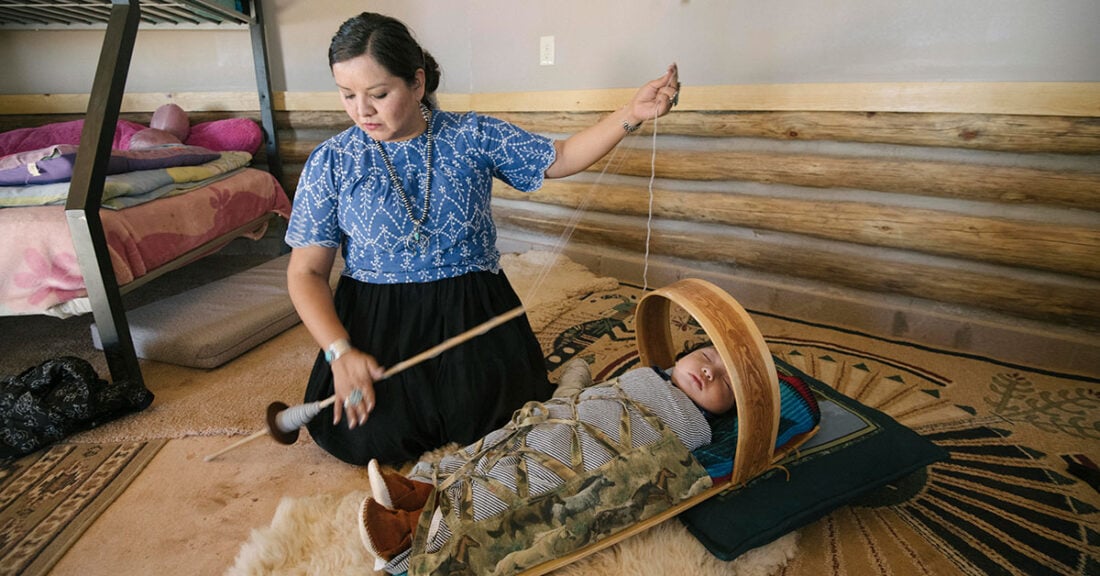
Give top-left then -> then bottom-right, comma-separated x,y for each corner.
332,53 -> 426,142
669,346 -> 736,415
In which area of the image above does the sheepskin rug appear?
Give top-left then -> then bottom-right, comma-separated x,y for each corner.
226,487 -> 799,576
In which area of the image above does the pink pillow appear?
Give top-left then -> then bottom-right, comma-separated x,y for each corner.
0,119 -> 147,156
184,118 -> 263,155
0,116 -> 262,156
129,128 -> 184,149
150,103 -> 190,142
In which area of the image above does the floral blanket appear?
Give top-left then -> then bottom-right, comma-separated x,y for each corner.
0,168 -> 291,317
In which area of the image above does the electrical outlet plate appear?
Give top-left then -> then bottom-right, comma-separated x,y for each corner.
540,35 -> 555,66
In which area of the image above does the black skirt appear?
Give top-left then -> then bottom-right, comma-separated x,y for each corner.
304,270 -> 552,465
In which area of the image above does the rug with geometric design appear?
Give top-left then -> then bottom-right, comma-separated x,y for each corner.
0,440 -> 167,576
229,280 -> 1099,576
538,285 -> 1100,576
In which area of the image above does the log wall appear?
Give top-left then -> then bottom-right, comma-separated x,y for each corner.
487,110 -> 1100,333
3,88 -> 1098,356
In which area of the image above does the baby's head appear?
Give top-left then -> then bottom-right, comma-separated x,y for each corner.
669,345 -> 735,415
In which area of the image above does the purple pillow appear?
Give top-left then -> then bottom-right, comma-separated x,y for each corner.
0,145 -> 221,186
0,144 -> 78,171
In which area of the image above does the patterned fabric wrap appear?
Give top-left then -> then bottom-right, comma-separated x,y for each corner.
406,372 -> 713,576
0,356 -> 154,460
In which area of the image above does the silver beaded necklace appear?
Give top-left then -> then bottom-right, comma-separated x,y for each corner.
373,105 -> 433,252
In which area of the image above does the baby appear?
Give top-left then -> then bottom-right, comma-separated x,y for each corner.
360,345 -> 733,574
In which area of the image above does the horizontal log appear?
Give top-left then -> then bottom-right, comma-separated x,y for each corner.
277,110 -> 352,132
279,138 -> 326,164
584,148 -> 1100,212
492,202 -> 1100,329
496,182 -> 1100,280
489,111 -> 1100,155
0,113 -> 85,133
275,122 -> 1100,211
277,110 -> 1100,156
268,138 -> 1100,212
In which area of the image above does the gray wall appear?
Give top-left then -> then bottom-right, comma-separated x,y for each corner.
1,0 -> 1098,96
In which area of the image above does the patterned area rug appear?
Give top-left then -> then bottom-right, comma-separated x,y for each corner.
539,285 -> 1100,576
0,440 -> 166,576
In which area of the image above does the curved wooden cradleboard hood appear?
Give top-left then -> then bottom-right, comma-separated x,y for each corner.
635,278 -> 780,487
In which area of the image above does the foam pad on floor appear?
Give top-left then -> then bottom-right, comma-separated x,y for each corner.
92,254 -> 336,369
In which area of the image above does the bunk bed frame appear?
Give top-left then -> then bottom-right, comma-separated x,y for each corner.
0,0 -> 284,389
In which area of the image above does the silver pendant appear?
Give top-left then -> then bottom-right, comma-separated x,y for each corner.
406,226 -> 430,252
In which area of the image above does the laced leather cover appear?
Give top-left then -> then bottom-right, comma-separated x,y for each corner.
407,377 -> 713,576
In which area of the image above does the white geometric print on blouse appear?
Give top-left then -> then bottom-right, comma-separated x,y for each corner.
286,111 -> 555,284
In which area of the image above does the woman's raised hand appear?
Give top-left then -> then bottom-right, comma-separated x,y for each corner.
626,63 -> 681,125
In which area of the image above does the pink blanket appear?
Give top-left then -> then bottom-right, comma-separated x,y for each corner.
0,168 -> 290,317
0,120 -> 147,156
0,117 -> 262,157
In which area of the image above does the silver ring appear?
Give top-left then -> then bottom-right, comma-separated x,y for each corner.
344,388 -> 364,408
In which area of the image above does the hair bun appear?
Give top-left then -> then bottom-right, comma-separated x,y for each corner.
421,50 -> 441,94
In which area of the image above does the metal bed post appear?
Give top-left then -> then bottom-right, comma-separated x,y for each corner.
245,0 -> 284,186
64,0 -> 144,387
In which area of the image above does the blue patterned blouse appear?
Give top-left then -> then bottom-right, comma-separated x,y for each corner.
285,111 -> 556,283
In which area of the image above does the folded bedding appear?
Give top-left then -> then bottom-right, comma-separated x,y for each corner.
0,144 -> 222,186
0,150 -> 252,209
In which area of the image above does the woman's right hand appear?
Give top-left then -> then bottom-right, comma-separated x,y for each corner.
332,348 -> 385,428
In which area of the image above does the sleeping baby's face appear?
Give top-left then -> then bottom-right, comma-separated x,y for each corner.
669,346 -> 736,415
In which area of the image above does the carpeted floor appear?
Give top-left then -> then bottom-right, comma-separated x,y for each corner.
3,253 -> 1097,575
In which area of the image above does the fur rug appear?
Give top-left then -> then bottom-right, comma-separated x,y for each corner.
226,487 -> 798,576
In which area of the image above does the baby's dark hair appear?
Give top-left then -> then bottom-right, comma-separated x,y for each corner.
328,12 -> 441,109
675,340 -> 714,361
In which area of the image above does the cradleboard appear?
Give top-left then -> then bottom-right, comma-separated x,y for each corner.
406,278 -> 820,576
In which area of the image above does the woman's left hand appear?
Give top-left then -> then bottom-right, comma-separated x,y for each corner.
626,63 -> 680,125
545,63 -> 681,180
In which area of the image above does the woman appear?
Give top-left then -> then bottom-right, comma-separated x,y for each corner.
285,11 -> 680,465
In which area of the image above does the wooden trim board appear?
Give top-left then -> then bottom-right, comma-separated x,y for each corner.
2,82 -> 1097,116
